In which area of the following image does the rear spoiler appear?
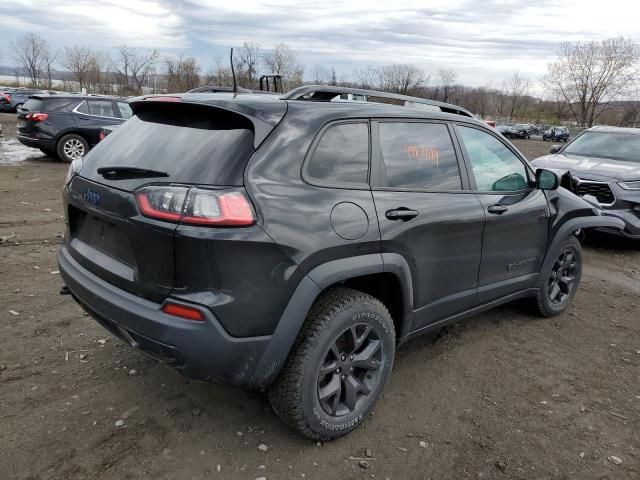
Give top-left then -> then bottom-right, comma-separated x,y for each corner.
129,94 -> 287,149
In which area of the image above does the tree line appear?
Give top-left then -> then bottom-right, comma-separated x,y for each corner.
4,34 -> 640,127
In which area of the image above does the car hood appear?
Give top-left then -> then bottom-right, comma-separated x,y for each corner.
531,153 -> 640,181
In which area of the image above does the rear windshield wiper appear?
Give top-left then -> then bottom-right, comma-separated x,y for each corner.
97,166 -> 169,180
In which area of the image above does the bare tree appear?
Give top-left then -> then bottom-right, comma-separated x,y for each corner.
505,71 -> 530,119
112,46 -> 158,94
263,44 -> 304,89
543,37 -> 640,127
166,55 -> 201,92
41,46 -> 58,89
309,64 -> 331,84
438,68 -> 457,102
62,46 -> 94,91
354,65 -> 381,89
236,42 -> 260,88
380,64 -> 427,95
10,33 -> 48,86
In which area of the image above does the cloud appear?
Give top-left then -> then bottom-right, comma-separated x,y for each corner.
1,0 -> 639,87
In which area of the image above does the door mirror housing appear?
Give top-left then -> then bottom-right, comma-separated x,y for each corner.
536,168 -> 559,190
549,144 -> 562,154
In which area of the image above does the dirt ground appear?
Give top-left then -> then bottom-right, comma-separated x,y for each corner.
1,114 -> 639,479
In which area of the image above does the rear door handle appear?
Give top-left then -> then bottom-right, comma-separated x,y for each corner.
385,208 -> 419,221
487,204 -> 508,215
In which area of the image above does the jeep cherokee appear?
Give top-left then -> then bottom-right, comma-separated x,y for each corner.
58,86 -> 623,440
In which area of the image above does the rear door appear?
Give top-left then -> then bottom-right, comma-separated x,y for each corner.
73,99 -> 122,145
371,120 -> 485,330
454,124 -> 549,302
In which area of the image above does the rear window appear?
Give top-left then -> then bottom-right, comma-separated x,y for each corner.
43,98 -> 76,112
83,103 -> 255,188
21,98 -> 42,112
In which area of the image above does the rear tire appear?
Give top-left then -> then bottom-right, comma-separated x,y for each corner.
269,287 -> 396,440
535,236 -> 582,317
57,134 -> 88,163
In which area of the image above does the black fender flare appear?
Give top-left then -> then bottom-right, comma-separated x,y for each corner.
248,253 -> 413,387
540,215 -> 625,275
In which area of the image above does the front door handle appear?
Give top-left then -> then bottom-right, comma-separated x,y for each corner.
385,208 -> 419,221
487,204 -> 508,215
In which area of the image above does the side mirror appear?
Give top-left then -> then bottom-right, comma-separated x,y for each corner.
536,168 -> 559,190
549,144 -> 562,154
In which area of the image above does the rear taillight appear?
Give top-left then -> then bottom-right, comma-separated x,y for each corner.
162,302 -> 204,321
25,112 -> 48,122
3,93 -> 10,102
98,131 -> 106,142
135,186 -> 255,227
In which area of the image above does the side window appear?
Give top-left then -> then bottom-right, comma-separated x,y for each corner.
378,122 -> 461,190
306,123 -> 369,186
458,126 -> 529,192
117,102 -> 133,119
88,100 -> 115,118
75,101 -> 89,114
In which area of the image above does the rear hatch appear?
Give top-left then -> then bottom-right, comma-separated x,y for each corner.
65,98 -> 285,303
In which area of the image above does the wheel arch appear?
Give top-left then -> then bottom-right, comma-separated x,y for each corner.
541,215 -> 625,274
248,253 -> 414,388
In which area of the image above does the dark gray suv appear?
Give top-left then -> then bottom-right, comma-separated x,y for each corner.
532,126 -> 640,239
58,86 -> 623,440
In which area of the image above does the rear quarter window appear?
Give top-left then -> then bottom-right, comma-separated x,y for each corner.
305,122 -> 369,187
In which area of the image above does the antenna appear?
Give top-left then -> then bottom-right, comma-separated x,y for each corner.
230,47 -> 237,93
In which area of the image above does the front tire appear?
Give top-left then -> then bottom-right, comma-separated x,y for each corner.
57,134 -> 88,163
535,236 -> 582,317
269,287 -> 396,440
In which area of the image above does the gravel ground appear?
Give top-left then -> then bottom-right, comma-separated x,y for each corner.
0,124 -> 639,480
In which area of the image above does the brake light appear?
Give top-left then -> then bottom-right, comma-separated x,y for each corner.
98,131 -> 106,142
135,186 -> 255,226
3,93 -> 10,102
25,112 -> 48,122
162,302 -> 204,321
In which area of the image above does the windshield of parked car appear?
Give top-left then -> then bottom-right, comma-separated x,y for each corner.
564,131 -> 640,163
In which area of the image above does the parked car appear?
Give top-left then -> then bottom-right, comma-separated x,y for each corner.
0,88 -> 46,112
512,123 -> 533,139
58,86 -> 622,440
98,124 -> 120,141
496,125 -> 519,139
532,125 -> 640,239
543,126 -> 570,142
16,95 -> 133,162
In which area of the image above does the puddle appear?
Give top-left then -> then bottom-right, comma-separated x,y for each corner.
0,138 -> 46,165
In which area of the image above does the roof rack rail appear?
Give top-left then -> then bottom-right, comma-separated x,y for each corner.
282,85 -> 474,118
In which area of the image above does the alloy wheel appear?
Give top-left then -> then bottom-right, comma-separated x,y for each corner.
548,250 -> 578,304
63,139 -> 85,160
317,323 -> 383,417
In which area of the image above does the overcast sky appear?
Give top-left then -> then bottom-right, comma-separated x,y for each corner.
0,0 -> 638,88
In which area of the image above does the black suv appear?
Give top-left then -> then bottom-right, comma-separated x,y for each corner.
58,86 -> 623,440
17,95 -> 132,162
543,126 -> 570,142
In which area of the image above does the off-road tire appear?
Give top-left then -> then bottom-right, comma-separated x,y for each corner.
535,236 -> 582,317
268,287 -> 396,440
57,134 -> 88,163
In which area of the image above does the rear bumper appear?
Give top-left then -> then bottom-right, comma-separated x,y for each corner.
57,244 -> 273,386
17,134 -> 55,151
